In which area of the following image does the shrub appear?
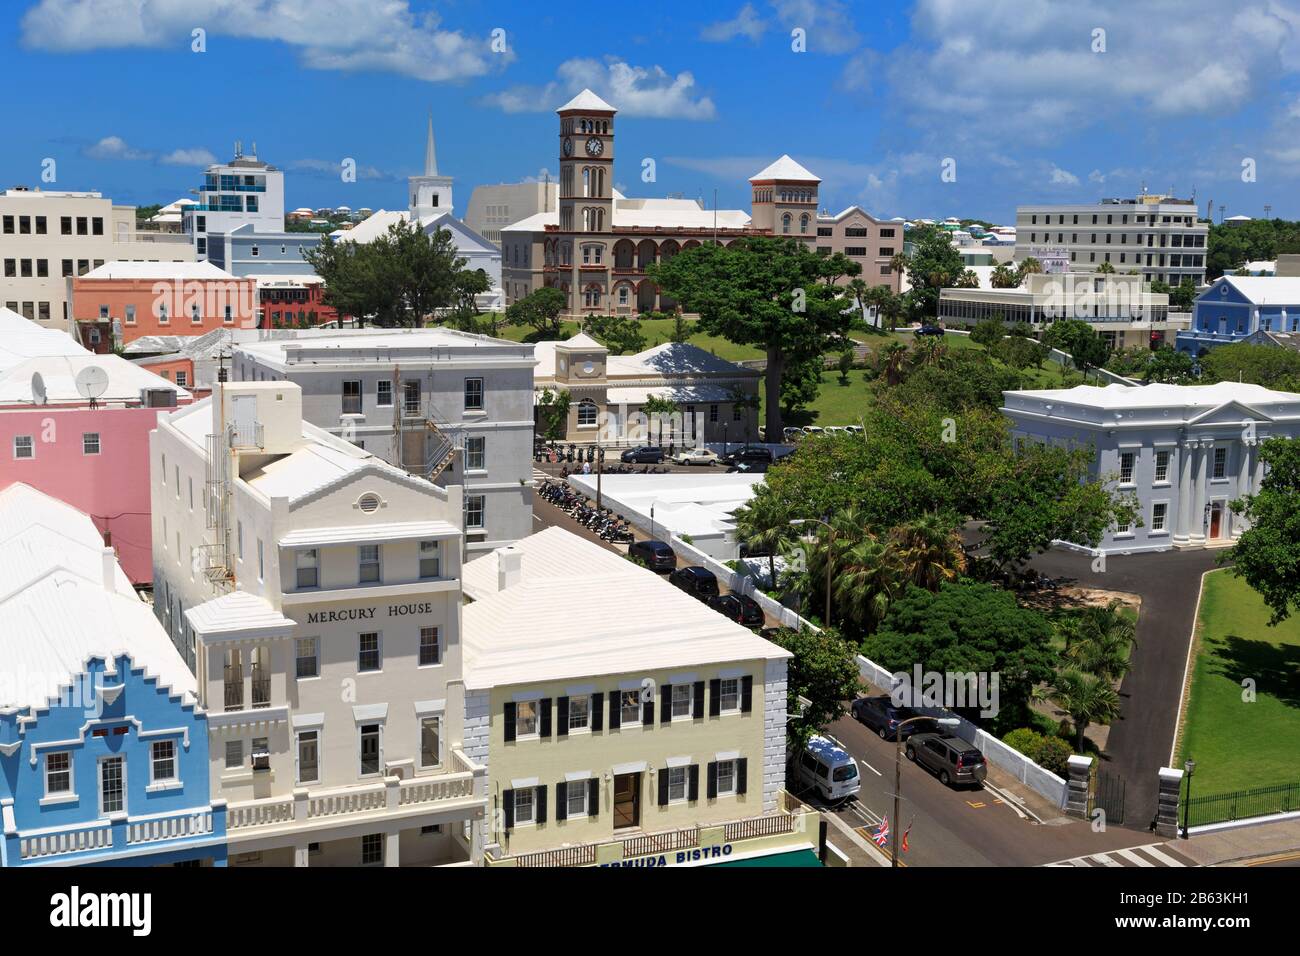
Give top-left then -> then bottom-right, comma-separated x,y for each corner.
1002,727 -> 1042,758
1001,727 -> 1074,776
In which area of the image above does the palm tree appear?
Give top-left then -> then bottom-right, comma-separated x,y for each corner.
878,341 -> 908,386
909,335 -> 949,369
990,262 -> 1021,289
1066,600 -> 1136,681
888,514 -> 966,591
1017,257 -> 1043,284
953,268 -> 981,289
641,395 -> 678,448
1095,260 -> 1117,275
1045,668 -> 1121,751
848,277 -> 871,324
832,535 -> 900,631
889,252 -> 909,288
732,494 -> 797,590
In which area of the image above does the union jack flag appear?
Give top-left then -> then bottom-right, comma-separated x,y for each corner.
871,814 -> 890,847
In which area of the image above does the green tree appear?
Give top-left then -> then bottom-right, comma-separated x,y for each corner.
903,229 -> 965,318
1094,260 -> 1116,274
1064,600 -> 1136,682
836,349 -> 855,384
970,317 -> 1006,349
583,314 -> 647,355
1141,345 -> 1195,384
780,353 -> 824,416
641,395 -> 679,448
1199,343 -> 1300,390
990,263 -> 1021,289
1042,318 -> 1109,379
768,627 -> 862,748
1016,257 -> 1044,283
1224,437 -> 1300,623
1043,668 -> 1120,751
648,237 -> 857,438
536,388 -> 571,443
669,313 -> 692,343
887,513 -> 967,591
732,494 -> 798,589
505,286 -> 568,340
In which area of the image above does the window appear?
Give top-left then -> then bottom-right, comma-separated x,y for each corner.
361,833 -> 383,865
99,756 -> 125,815
1212,447 -> 1227,480
567,780 -> 589,817
514,787 -> 535,825
225,740 -> 244,770
667,766 -> 688,802
13,435 -> 33,460
733,405 -> 742,421
77,431 -> 102,456
175,370 -> 188,387
620,690 -> 641,726
1154,450 -> 1170,484
342,380 -> 362,415
295,637 -> 319,679
92,217 -> 103,236
358,632 -> 381,672
464,377 -> 484,410
403,380 -> 420,415
465,435 -> 486,470
376,380 -> 392,407
359,724 -> 382,776
419,626 -> 440,666
464,495 -> 485,530
516,700 -> 539,737
297,730 -> 319,783
257,538 -> 264,581
420,716 -> 442,769
709,404 -> 719,423
577,400 -> 598,427
419,540 -> 441,579
672,684 -> 692,719
45,752 -> 72,796
568,694 -> 590,731
715,759 -> 737,796
1115,518 -> 1131,535
1151,502 -> 1168,532
151,740 -> 177,784
719,678 -> 740,713
359,544 -> 380,583
296,549 -> 319,588
1119,452 -> 1135,485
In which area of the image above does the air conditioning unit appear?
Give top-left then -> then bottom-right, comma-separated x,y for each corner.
251,750 -> 271,772
141,388 -> 177,408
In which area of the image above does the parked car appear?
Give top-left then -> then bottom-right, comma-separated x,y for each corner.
914,324 -> 946,337
723,444 -> 775,466
668,565 -> 719,600
850,696 -> 935,741
621,445 -> 665,464
795,735 -> 860,803
628,539 -> 676,571
782,426 -> 804,442
671,447 -> 721,466
844,424 -> 864,435
905,733 -> 987,788
802,425 -> 824,436
727,460 -> 770,474
707,593 -> 765,627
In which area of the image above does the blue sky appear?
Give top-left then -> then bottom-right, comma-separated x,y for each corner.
5,0 -> 1300,223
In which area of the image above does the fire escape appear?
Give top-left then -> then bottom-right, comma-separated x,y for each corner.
200,416 -> 264,588
390,365 -> 460,482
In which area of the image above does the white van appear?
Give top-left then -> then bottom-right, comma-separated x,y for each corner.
796,734 -> 860,803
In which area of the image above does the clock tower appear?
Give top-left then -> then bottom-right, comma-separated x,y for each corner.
556,89 -> 616,314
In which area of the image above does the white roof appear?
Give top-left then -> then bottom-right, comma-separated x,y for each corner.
0,353 -> 189,405
337,209 -> 409,243
1006,381 -> 1300,411
0,307 -> 88,374
461,527 -> 788,690
556,88 -> 617,113
501,199 -> 750,234
1217,275 -> 1300,304
279,520 -> 459,549
749,154 -> 820,182
185,590 -> 296,637
82,260 -> 235,281
0,484 -> 196,711
234,326 -> 526,369
241,440 -> 376,500
249,274 -> 325,288
554,331 -> 604,351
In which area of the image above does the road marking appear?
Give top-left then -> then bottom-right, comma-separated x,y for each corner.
859,759 -> 883,777
966,800 -> 986,809
1041,842 -> 1189,868
979,780 -> 1035,822
1139,844 -> 1192,868
1114,847 -> 1156,867
1245,849 -> 1300,867
1090,854 -> 1123,867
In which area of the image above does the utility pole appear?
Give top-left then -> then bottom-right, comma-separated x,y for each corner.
596,442 -> 603,510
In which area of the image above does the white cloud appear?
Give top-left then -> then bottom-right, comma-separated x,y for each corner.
481,58 -> 717,120
289,158 -> 399,181
770,0 -> 861,55
1088,169 -> 1106,184
21,0 -> 507,82
160,147 -> 218,166
701,4 -> 768,43
84,136 -> 152,161
1049,165 -> 1080,186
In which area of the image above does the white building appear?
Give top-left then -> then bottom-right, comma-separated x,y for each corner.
1001,382 -> 1300,554
231,327 -> 536,557
465,179 -> 558,247
151,380 -> 488,866
182,143 -> 287,261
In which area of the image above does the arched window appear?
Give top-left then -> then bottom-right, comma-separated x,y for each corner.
617,284 -> 630,306
578,400 -> 598,426
800,213 -> 810,234
582,168 -> 590,197
583,285 -> 602,308
782,213 -> 792,234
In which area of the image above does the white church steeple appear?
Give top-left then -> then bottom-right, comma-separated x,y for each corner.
410,113 -> 453,221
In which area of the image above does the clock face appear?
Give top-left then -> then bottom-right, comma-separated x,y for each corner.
583,361 -> 595,375
585,137 -> 603,157
562,137 -> 573,157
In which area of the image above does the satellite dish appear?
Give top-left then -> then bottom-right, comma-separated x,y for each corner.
31,372 -> 46,405
75,365 -> 110,402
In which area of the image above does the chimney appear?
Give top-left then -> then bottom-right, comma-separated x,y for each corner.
496,546 -> 523,591
101,546 -> 117,592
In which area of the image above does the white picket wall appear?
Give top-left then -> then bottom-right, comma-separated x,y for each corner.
666,535 -> 809,630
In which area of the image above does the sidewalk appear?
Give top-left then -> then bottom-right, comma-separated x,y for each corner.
1177,816 -> 1300,866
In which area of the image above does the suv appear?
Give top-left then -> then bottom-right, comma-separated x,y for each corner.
914,324 -> 946,337
621,446 -> 665,464
669,566 -> 719,601
850,696 -> 935,742
905,733 -> 987,788
724,445 -> 775,466
707,593 -> 764,627
628,539 -> 676,572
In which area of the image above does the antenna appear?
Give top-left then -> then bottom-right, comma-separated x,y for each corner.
31,372 -> 46,406
75,365 -> 109,408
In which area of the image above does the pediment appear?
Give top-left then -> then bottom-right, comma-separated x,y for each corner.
1187,399 -> 1274,427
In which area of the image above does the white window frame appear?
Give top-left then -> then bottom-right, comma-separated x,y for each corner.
13,435 -> 34,460
1151,500 -> 1170,534
715,758 -> 737,797
376,380 -> 393,407
667,766 -> 688,803
566,780 -> 588,817
418,626 -> 441,667
295,636 -> 319,680
98,754 -> 126,817
719,678 -> 740,714
464,377 -> 484,411
419,715 -> 443,770
358,723 -> 383,778
465,495 -> 485,530
295,548 -> 319,589
418,540 -> 441,580
150,739 -> 179,786
44,751 -> 73,798
1212,446 -> 1228,480
360,832 -> 383,865
515,699 -> 540,739
296,729 -> 321,784
1153,449 -> 1170,485
577,400 -> 598,427
358,543 -> 381,584
1118,451 -> 1135,486
514,787 -> 536,826
568,694 -> 591,732
671,684 -> 693,720
358,631 -> 382,673
620,690 -> 641,727
465,435 -> 486,471
82,432 -> 100,455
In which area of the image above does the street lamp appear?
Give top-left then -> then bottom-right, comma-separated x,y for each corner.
1181,759 -> 1196,839
722,422 -> 729,459
890,715 -> 960,867
790,518 -> 834,627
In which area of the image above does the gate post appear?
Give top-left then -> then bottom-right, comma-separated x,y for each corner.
1155,767 -> 1184,838
1065,754 -> 1093,818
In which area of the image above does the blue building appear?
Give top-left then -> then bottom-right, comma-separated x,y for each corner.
1178,275 -> 1300,356
206,223 -> 321,278
0,484 -> 225,867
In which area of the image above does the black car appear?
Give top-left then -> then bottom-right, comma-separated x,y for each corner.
707,593 -> 765,627
913,324 -> 946,337
723,445 -> 775,466
850,696 -> 935,741
669,566 -> 720,601
628,539 -> 676,571
620,446 -> 665,464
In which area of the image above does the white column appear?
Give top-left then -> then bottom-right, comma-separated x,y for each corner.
1173,441 -> 1194,545
384,830 -> 400,868
1233,441 -> 1253,537
1188,440 -> 1209,545
293,843 -> 310,867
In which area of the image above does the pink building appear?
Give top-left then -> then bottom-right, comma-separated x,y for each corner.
0,340 -> 191,585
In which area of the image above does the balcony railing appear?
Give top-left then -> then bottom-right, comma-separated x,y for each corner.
229,421 -> 264,450
10,803 -> 224,863
250,667 -> 271,709
224,665 -> 243,711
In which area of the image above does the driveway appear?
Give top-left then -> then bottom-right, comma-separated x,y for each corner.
1026,546 -> 1224,830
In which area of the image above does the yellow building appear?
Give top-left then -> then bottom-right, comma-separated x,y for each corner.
460,527 -> 814,866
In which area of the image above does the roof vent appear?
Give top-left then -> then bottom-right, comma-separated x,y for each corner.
357,493 -> 381,514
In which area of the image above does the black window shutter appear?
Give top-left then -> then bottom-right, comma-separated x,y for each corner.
504,702 -> 517,742
737,758 -> 748,795
556,781 -> 568,821
693,681 -> 705,720
557,696 -> 569,736
540,698 -> 552,738
587,777 -> 600,816
642,695 -> 654,726
688,764 -> 700,801
660,684 -> 672,724
658,768 -> 670,806
609,691 -> 621,729
536,784 -> 548,824
707,761 -> 718,799
709,679 -> 722,717
741,675 -> 754,713
592,692 -> 604,731
503,789 -> 515,831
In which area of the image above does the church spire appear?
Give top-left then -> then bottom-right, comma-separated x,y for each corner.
424,113 -> 437,177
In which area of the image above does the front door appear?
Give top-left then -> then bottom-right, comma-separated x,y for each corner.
612,773 -> 640,830
1209,501 -> 1223,539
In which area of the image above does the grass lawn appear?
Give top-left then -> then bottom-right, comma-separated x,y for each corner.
491,317 -> 765,362
1176,570 -> 1300,794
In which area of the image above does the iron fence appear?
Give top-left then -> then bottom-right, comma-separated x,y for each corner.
1184,780 -> 1300,828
